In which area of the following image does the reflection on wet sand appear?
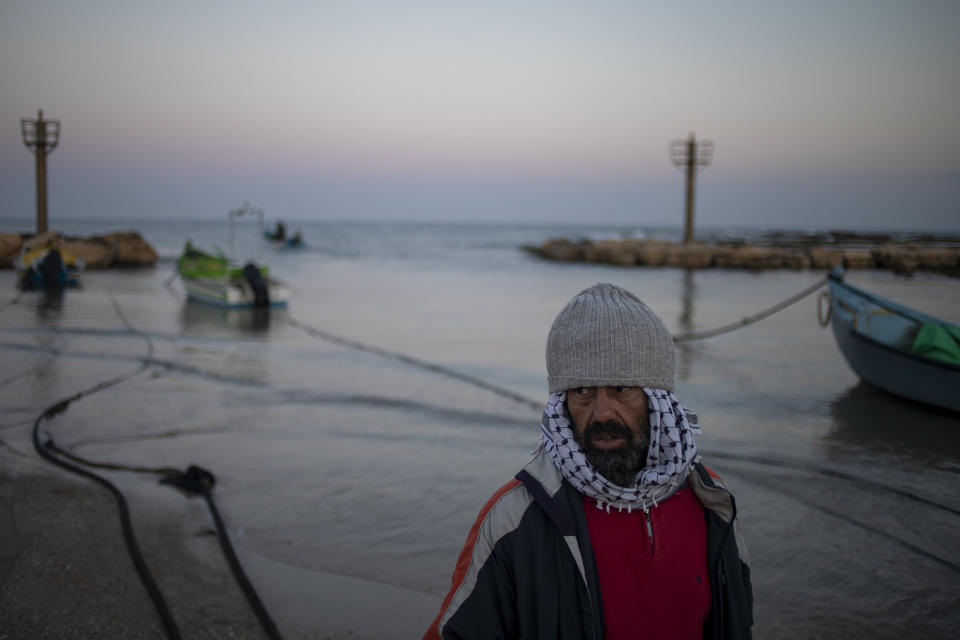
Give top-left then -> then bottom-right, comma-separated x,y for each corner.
179,302 -> 278,335
676,269 -> 696,380
177,303 -> 281,384
36,290 -> 65,324
829,381 -> 960,462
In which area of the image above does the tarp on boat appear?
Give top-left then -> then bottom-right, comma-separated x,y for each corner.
912,323 -> 960,365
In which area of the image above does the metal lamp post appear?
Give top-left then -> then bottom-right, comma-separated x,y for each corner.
670,132 -> 713,244
21,109 -> 61,234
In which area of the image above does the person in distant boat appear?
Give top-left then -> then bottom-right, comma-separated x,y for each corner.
424,283 -> 753,640
291,229 -> 303,246
272,221 -> 287,241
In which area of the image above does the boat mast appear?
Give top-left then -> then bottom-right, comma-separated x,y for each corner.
228,201 -> 265,261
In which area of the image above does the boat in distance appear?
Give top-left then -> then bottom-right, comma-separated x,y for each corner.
176,202 -> 290,309
824,268 -> 960,412
176,243 -> 290,308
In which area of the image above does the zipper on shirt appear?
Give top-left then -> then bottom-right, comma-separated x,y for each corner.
643,507 -> 655,556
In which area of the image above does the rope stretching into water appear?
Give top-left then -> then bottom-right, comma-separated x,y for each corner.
672,276 -> 828,342
285,316 -> 544,411
31,295 -> 182,639
30,293 -> 284,640
285,277 -> 831,411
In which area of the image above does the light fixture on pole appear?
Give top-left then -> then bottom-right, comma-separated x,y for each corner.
670,132 -> 713,244
21,109 -> 61,234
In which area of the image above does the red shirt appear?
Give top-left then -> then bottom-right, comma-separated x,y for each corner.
583,488 -> 711,639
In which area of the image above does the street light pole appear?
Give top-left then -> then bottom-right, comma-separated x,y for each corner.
670,132 -> 713,244
21,109 -> 61,234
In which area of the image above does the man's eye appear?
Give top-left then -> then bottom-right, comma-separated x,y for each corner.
615,386 -> 633,393
574,387 -> 590,395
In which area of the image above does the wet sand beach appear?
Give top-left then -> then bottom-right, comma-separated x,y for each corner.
0,450 -> 437,639
0,452 -> 266,639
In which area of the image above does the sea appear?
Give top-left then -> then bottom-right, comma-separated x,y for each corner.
2,216 -> 959,639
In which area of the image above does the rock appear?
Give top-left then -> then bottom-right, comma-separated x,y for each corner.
102,231 -> 158,267
539,238 -> 587,261
584,239 -> 639,266
915,247 -> 960,269
841,249 -> 875,269
872,244 -> 922,274
872,244 -> 911,268
0,230 -> 158,270
634,240 -> 672,266
782,251 -> 812,269
526,235 -> 959,277
0,233 -> 22,268
22,231 -> 63,252
716,247 -> 789,269
666,243 -> 717,269
892,254 -> 920,275
809,248 -> 845,269
61,237 -> 116,269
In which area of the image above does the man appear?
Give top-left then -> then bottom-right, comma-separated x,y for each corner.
424,282 -> 753,640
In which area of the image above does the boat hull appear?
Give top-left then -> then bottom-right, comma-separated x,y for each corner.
177,237 -> 290,309
181,275 -> 290,309
15,247 -> 81,290
828,275 -> 960,412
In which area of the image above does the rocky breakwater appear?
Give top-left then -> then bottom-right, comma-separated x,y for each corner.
527,230 -> 960,276
0,230 -> 158,269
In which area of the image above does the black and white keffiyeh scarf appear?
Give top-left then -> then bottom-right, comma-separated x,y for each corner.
539,388 -> 702,512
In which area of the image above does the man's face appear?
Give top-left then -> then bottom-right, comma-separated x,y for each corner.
566,386 -> 650,488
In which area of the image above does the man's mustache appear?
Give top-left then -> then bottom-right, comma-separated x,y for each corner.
583,420 -> 634,443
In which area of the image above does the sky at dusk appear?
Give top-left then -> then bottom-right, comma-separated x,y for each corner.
1,1 -> 958,230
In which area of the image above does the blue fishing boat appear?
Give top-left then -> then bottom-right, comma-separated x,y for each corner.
823,268 -> 960,412
15,244 -> 82,290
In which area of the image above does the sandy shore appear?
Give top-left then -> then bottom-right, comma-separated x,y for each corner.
0,447 -> 439,640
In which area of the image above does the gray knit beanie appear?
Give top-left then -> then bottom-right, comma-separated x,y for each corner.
546,282 -> 676,392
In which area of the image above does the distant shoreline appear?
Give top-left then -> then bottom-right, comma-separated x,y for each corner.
525,230 -> 960,277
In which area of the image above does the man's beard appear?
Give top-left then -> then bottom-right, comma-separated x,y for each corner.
572,419 -> 649,488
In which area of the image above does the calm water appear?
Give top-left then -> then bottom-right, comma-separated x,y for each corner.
2,218 -> 960,638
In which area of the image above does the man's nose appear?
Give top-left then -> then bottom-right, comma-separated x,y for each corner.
592,388 -> 618,422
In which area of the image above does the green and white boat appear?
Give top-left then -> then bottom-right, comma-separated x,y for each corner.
176,203 -> 291,308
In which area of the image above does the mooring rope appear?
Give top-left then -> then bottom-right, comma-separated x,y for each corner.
29,292 -> 284,640
285,316 -> 543,411
284,276 -> 831,408
672,276 -> 829,342
30,298 -> 182,639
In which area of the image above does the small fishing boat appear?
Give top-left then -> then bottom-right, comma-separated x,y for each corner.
176,203 -> 290,308
15,244 -> 82,290
823,268 -> 960,412
264,227 -> 305,249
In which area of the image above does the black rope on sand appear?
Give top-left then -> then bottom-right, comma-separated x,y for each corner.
672,276 -> 829,342
161,467 -> 284,640
285,316 -> 543,412
30,294 -> 182,639
29,293 -> 285,640
32,409 -> 184,639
